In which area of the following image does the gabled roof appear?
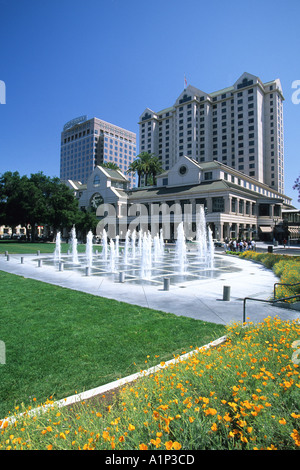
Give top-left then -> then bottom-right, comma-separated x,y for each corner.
128,180 -> 230,201
96,166 -> 129,182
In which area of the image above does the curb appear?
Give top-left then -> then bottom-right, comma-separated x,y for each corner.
0,335 -> 227,428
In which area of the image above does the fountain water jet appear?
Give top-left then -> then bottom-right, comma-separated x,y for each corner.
141,232 -> 152,279
131,229 -> 136,259
207,226 -> 214,269
54,232 -> 61,262
109,239 -> 116,272
115,235 -> 119,257
71,226 -> 79,264
175,222 -> 187,274
101,229 -> 108,262
159,228 -> 164,255
86,231 -> 93,267
153,234 -> 161,261
124,230 -> 130,264
196,206 -> 207,260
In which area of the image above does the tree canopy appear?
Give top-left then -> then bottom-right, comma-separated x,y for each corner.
0,171 -> 98,240
126,152 -> 162,187
293,176 -> 300,203
101,162 -> 121,171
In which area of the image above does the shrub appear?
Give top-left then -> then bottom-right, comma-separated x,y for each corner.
240,252 -> 300,302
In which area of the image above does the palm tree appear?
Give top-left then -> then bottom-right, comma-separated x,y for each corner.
149,155 -> 163,186
127,152 -> 162,187
127,158 -> 143,187
101,162 -> 121,171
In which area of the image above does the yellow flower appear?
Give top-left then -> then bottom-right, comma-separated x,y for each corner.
279,418 -> 287,425
291,429 -> 300,447
139,443 -> 148,450
211,423 -> 218,431
164,440 -> 173,450
128,424 -> 135,431
205,407 -> 217,416
150,438 -> 161,448
172,442 -> 182,450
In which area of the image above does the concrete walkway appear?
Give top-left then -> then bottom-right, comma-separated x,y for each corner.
1,251 -> 299,325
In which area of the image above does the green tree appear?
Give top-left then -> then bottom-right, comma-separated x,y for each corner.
293,176 -> 300,202
127,152 -> 162,187
101,162 -> 121,171
0,172 -> 28,230
0,171 -> 83,241
148,155 -> 163,186
75,209 -> 98,242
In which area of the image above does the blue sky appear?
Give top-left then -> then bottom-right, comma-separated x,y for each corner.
0,0 -> 299,208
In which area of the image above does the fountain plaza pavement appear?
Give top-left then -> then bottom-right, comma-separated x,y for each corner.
1,247 -> 299,326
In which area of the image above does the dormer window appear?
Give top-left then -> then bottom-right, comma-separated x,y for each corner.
204,171 -> 213,181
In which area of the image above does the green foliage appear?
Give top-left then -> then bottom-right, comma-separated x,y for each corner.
0,171 -> 84,239
240,251 -> 300,300
127,152 -> 162,187
1,316 -> 299,450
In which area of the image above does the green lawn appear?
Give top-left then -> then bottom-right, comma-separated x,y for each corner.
0,271 -> 225,418
0,241 -> 88,255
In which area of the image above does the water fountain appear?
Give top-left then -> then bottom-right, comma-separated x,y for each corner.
196,206 -> 207,260
141,231 -> 152,279
101,229 -> 108,262
54,231 -> 61,262
86,230 -> 93,267
71,226 -> 79,264
153,233 -> 161,261
138,230 -> 143,256
131,229 -> 136,259
109,239 -> 116,273
115,235 -> 119,258
159,228 -> 164,254
124,230 -> 130,264
48,207 -> 223,286
207,226 -> 214,269
175,222 -> 187,273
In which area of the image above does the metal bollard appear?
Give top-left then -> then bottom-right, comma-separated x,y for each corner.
119,272 -> 125,283
223,285 -> 231,301
163,278 -> 170,291
38,259 -> 42,267
21,257 -> 24,264
85,266 -> 91,276
59,262 -> 64,272
6,255 -> 9,261
37,250 -> 40,256
5,251 -> 8,256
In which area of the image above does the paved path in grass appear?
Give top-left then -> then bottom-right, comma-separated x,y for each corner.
1,250 -> 299,326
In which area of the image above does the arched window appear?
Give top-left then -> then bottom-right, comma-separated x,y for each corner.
90,193 -> 104,209
93,174 -> 100,187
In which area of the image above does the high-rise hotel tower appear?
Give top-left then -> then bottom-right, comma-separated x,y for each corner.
139,73 -> 284,193
60,116 -> 137,187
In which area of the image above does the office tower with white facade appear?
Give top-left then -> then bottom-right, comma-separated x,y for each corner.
139,73 -> 284,194
60,116 -> 137,187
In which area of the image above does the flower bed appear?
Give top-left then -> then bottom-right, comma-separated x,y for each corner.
1,317 -> 299,450
239,252 -> 300,302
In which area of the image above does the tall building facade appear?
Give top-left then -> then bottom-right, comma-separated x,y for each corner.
60,116 -> 137,187
139,72 -> 284,194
